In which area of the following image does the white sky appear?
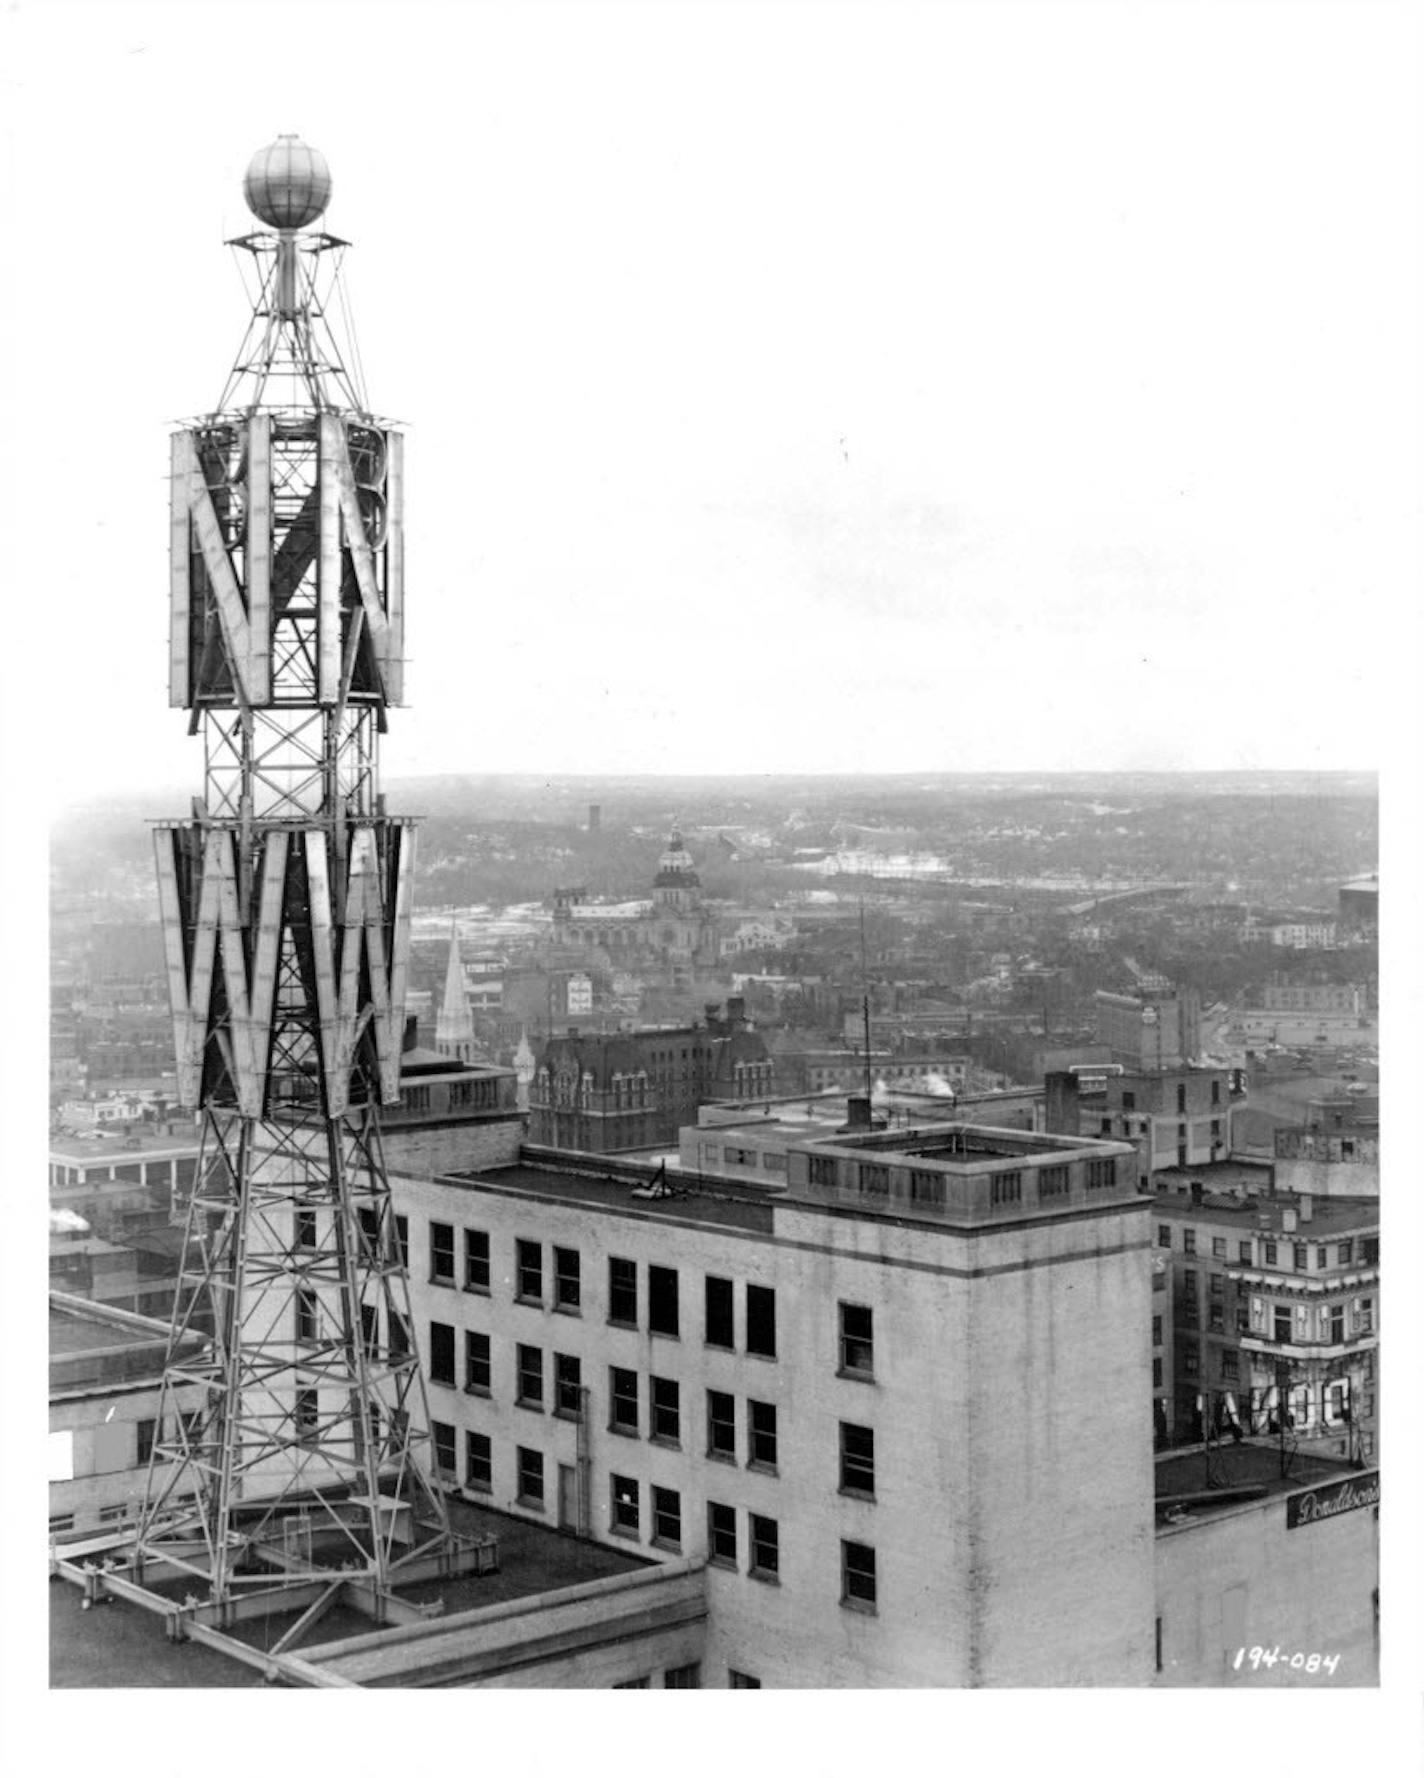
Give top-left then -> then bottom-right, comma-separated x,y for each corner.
5,1 -> 1418,800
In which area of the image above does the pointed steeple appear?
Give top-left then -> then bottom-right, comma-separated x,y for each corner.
435,921 -> 475,1061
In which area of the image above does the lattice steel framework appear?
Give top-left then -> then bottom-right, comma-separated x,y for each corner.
135,147 -> 458,1605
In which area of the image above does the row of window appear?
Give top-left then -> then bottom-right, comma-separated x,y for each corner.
428,1334 -> 878,1493
1157,1227 -> 1378,1270
806,1156 -> 1115,1206
428,1231 -> 782,1356
431,1430 -> 881,1613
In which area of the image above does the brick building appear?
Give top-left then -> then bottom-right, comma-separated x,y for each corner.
529,999 -> 773,1153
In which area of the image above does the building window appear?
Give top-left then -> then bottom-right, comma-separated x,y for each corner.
839,1302 -> 873,1378
705,1275 -> 735,1349
1212,1237 -> 1227,1259
1363,1237 -> 1379,1265
1183,1230 -> 1196,1255
516,1343 -> 544,1409
610,1366 -> 639,1435
554,1246 -> 581,1312
295,1209 -> 317,1250
609,1256 -> 638,1326
1221,1349 -> 1239,1379
432,1420 -> 457,1478
464,1228 -> 490,1293
1337,1240 -> 1354,1265
429,1320 -> 456,1387
613,1677 -> 650,1690
707,1389 -> 736,1461
649,1265 -> 679,1337
728,1670 -> 762,1689
394,1215 -> 409,1268
1274,1307 -> 1292,1344
430,1221 -> 455,1285
841,1540 -> 877,1612
749,1513 -> 780,1582
1151,1315 -> 1162,1347
1176,1085 -> 1187,1115
990,1169 -> 1022,1207
136,1418 -> 157,1466
1038,1164 -> 1069,1199
516,1239 -> 542,1303
1153,1270 -> 1166,1293
1209,1306 -> 1224,1332
1183,1348 -> 1199,1378
746,1284 -> 777,1359
389,1312 -> 410,1361
1356,1297 -> 1374,1333
909,1169 -> 946,1206
808,1155 -> 838,1188
1122,1090 -> 1136,1112
1316,1246 -> 1329,1271
664,1664 -> 701,1690
1158,1226 -> 1172,1248
517,1446 -> 544,1508
1086,1158 -> 1116,1191
296,1287 -> 319,1344
839,1422 -> 876,1498
295,1387 -> 319,1444
1152,1357 -> 1163,1388
1238,1241 -> 1252,1263
708,1502 -> 737,1569
651,1375 -> 681,1445
1183,1270 -> 1197,1300
465,1430 -> 492,1493
556,1352 -> 583,1418
748,1399 -> 778,1470
859,1162 -> 891,1197
1293,1243 -> 1308,1271
465,1329 -> 491,1394
1263,1241 -> 1278,1267
1209,1274 -> 1224,1299
652,1484 -> 682,1550
611,1473 -> 640,1539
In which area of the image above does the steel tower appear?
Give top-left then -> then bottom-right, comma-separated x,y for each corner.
135,138 -> 466,1609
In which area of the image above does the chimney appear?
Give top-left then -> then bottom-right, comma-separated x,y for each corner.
845,1093 -> 873,1131
727,995 -> 747,1027
1298,1193 -> 1313,1224
1282,1207 -> 1297,1234
1189,1180 -> 1204,1207
567,1025 -> 579,1039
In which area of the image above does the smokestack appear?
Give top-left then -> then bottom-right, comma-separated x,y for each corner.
588,803 -> 601,834
1282,1207 -> 1298,1234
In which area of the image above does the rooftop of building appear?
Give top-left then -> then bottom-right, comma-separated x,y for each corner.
49,1295 -> 168,1358
449,1154 -> 778,1235
50,1497 -> 651,1690
1154,1440 -> 1369,1518
50,1127 -> 201,1164
1154,1179 -> 1378,1235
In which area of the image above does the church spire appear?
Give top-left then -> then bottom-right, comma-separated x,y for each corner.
435,921 -> 475,1062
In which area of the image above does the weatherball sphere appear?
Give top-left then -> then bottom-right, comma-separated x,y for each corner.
243,135 -> 331,230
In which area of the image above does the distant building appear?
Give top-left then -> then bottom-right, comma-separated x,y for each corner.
529,999 -> 774,1152
1154,1181 -> 1377,1455
1338,875 -> 1378,931
49,1292 -> 205,1543
1046,1065 -> 1235,1182
551,829 -> 720,988
435,925 -> 478,1065
1095,986 -> 1201,1071
1267,921 -> 1338,951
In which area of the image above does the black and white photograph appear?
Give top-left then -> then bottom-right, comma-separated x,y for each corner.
2,0 -> 1418,1764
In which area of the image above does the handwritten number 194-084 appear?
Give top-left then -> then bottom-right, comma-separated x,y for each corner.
1232,1647 -> 1341,1675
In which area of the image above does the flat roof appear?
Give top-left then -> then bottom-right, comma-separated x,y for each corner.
51,1498 -> 650,1689
49,1304 -> 165,1357
51,1130 -> 200,1164
1155,1186 -> 1377,1235
443,1162 -> 777,1235
1155,1441 -> 1363,1511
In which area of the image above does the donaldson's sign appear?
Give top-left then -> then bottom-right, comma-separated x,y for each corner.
1286,1471 -> 1380,1530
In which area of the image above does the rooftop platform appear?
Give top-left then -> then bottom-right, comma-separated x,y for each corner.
1154,1440 -> 1373,1524
1155,1180 -> 1378,1235
448,1157 -> 777,1235
52,1497 -> 654,1689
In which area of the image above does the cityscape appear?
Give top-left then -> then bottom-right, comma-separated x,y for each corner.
9,0 -> 1415,1760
